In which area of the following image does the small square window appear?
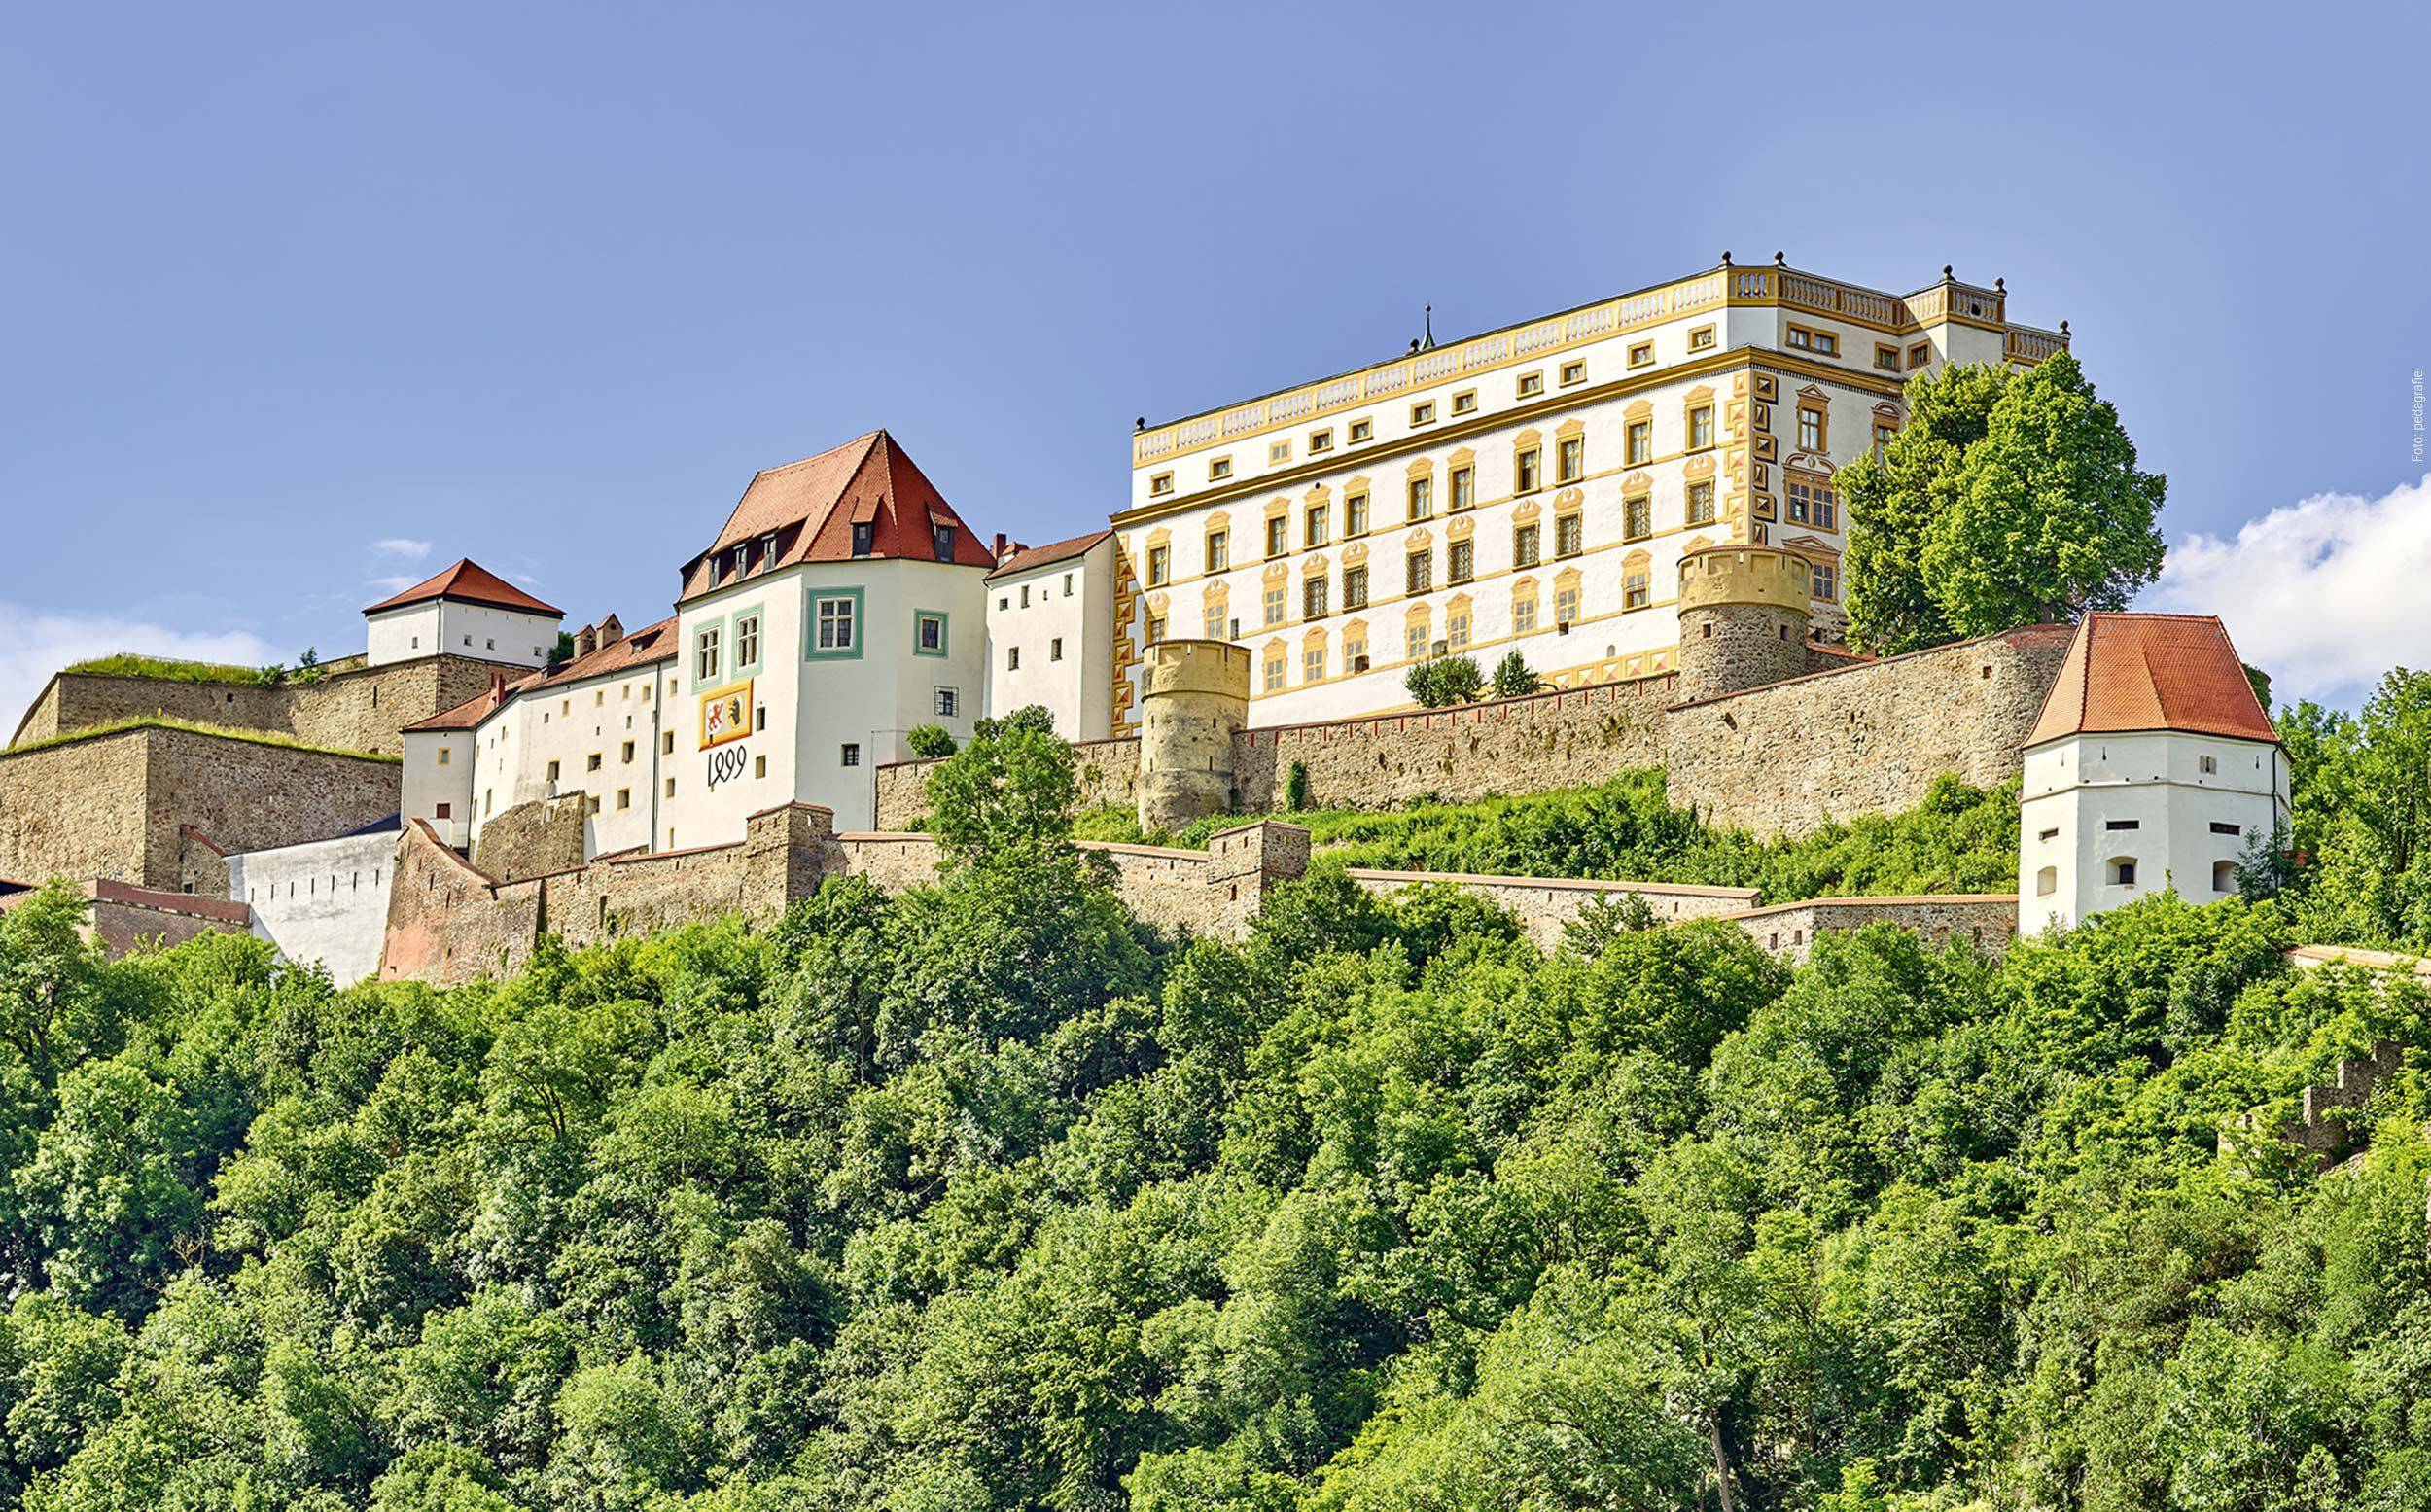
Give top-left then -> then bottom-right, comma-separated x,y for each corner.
1559,359 -> 1586,386
1308,428 -> 1333,454
1349,418 -> 1374,443
1410,401 -> 1436,426
1149,472 -> 1175,497
617,789 -> 631,810
1908,342 -> 1932,369
840,743 -> 861,767
1269,439 -> 1291,465
1875,344 -> 1902,372
1688,325 -> 1716,351
1451,389 -> 1478,415
935,687 -> 960,716
1516,371 -> 1544,398
1626,342 -> 1654,369
1208,457 -> 1233,481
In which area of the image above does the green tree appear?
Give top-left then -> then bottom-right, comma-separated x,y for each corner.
1405,654 -> 1484,708
923,713 -> 1077,859
1489,650 -> 1540,700
1839,362 -> 2008,653
905,723 -> 959,759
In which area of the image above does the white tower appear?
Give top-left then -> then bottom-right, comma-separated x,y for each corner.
2018,614 -> 2288,935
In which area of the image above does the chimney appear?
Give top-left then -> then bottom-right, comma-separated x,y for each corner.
993,532 -> 1008,563
573,623 -> 599,659
595,613 -> 623,648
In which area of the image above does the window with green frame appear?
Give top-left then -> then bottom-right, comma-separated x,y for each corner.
729,603 -> 765,677
806,587 -> 864,659
913,609 -> 949,657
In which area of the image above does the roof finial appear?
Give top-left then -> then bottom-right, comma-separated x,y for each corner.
1773,250 -> 1785,268
1135,416 -> 1145,432
1943,264 -> 1955,280
1720,250 -> 1733,267
1420,303 -> 1436,351
2060,320 -> 2070,337
1994,276 -> 2006,294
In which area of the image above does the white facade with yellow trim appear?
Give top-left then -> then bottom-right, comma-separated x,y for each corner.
1108,261 -> 2065,731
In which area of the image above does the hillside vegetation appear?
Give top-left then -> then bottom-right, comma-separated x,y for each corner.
1077,768 -> 2021,903
0,711 -> 2425,1510
1,717 -> 399,762
57,654 -> 275,685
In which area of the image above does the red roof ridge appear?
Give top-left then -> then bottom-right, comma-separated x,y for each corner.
364,558 -> 564,618
988,528 -> 1112,580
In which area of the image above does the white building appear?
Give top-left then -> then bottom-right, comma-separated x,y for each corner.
2018,614 -> 2288,935
364,559 -> 563,668
228,822 -> 401,986
983,529 -> 1115,740
398,430 -> 996,859
1110,259 -> 2070,733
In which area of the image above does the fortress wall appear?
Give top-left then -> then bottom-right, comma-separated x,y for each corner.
1719,894 -> 2021,965
11,655 -> 514,757
471,794 -> 590,882
874,735 -> 1141,832
137,728 -> 401,891
1662,625 -> 2075,838
0,733 -> 156,886
1344,868 -> 1758,950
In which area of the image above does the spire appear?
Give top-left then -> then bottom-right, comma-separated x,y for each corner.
1420,303 -> 1436,351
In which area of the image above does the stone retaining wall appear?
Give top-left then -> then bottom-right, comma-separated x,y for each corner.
10,654 -> 513,757
1344,867 -> 1758,950
0,724 -> 401,892
1716,894 -> 2022,965
0,879 -> 253,959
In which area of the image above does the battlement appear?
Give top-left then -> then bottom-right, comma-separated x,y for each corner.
1677,545 -> 1814,615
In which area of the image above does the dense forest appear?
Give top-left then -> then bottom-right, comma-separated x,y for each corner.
4,705 -> 2431,1510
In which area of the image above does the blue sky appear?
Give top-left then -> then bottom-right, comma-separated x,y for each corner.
4,1 -> 2426,718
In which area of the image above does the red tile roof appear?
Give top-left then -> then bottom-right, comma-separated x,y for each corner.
402,616 -> 677,733
2026,613 -> 2278,747
678,431 -> 994,603
986,528 -> 1111,581
364,559 -> 564,618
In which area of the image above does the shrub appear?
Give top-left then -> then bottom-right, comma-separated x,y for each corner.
905,724 -> 959,759
1491,650 -> 1541,700
1406,654 -> 1485,708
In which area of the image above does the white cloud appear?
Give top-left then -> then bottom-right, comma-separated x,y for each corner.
0,605 -> 276,740
367,575 -> 421,595
371,538 -> 434,561
2152,474 -> 2431,707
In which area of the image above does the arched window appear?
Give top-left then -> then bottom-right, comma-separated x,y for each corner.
2212,860 -> 2238,894
2107,857 -> 2138,888
2035,865 -> 2058,897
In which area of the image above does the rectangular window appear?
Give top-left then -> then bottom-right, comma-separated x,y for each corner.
435,801 -> 452,819
1263,584 -> 1286,626
1304,577 -> 1329,618
1345,629 -> 1368,669
1514,446 -> 1540,494
1875,344 -> 1903,372
1512,592 -> 1536,634
1626,420 -> 1652,466
1623,496 -> 1651,541
1349,418 -> 1374,443
1798,406 -> 1825,452
1346,491 -> 1369,536
1266,516 -> 1288,557
586,752 -> 602,772
1306,503 -> 1329,545
1517,371 -> 1543,398
694,625 -> 722,683
1556,582 -> 1580,625
1206,529 -> 1228,571
1557,436 -> 1583,483
1688,405 -> 1714,451
932,523 -> 955,561
936,687 -> 960,717
1410,401 -> 1436,426
1048,638 -> 1063,662
1689,325 -> 1716,351
1627,341 -> 1654,368
1309,428 -> 1332,454
1810,561 -> 1839,602
1407,475 -> 1432,520
1559,359 -> 1586,386
1811,485 -> 1837,531
546,759 -> 561,782
1006,646 -> 1020,671
1447,606 -> 1470,650
1556,513 -> 1583,558
1451,389 -> 1478,415
1269,439 -> 1291,465
1406,549 -> 1432,594
1304,643 -> 1325,682
811,593 -> 861,657
1145,615 -> 1165,643
1147,545 -> 1170,585
1343,565 -> 1368,610
851,521 -> 873,556
663,731 -> 675,755
1451,465 -> 1475,510
1686,479 -> 1716,525
1405,621 -> 1429,661
621,739 -> 635,763
1448,540 -> 1473,583
1149,472 -> 1175,497
437,747 -> 451,766
1908,342 -> 1932,369
915,610 -> 948,656
1513,522 -> 1541,568
2105,819 -> 2141,831
1623,568 -> 1650,610
2210,821 -> 2243,835
841,743 -> 860,767
1787,479 -> 1813,523
1209,457 -> 1233,480
2202,755 -> 2220,775
1264,651 -> 1286,691
1062,572 -> 1073,597
1204,603 -> 1226,639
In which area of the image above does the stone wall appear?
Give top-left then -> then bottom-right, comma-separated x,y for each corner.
0,879 -> 253,959
1344,868 -> 1758,950
0,724 -> 401,891
875,735 -> 1143,831
10,654 -> 511,757
471,794 -> 589,882
1664,625 -> 2075,837
1716,894 -> 2022,965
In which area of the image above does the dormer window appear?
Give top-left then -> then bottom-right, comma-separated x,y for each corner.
932,522 -> 955,561
732,544 -> 750,575
759,532 -> 777,564
852,521 -> 874,557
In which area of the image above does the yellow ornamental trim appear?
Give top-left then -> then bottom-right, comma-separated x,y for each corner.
1145,525 -> 1173,547
1554,417 -> 1585,437
1512,426 -> 1542,446
1405,526 -> 1434,548
1204,509 -> 1231,530
1343,540 -> 1370,565
1621,471 -> 1654,493
1262,561 -> 1289,582
1405,457 -> 1435,476
1304,552 -> 1329,575
1304,482 -> 1331,503
1684,453 -> 1718,479
1511,498 -> 1543,525
1683,384 -> 1715,403
1263,494 -> 1290,517
1447,445 -> 1476,466
1624,398 -> 1655,419
1554,486 -> 1585,510
1445,514 -> 1476,541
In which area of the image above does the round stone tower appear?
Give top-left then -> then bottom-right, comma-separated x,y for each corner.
1674,545 -> 1814,702
1137,639 -> 1252,833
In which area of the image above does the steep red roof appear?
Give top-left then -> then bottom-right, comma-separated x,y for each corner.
987,528 -> 1111,581
678,431 -> 994,603
364,559 -> 564,618
2026,613 -> 2278,747
402,616 -> 677,733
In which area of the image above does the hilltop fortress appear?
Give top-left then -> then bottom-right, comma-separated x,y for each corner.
0,259 -> 2289,983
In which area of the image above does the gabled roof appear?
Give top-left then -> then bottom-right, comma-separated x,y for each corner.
2026,613 -> 2278,747
364,559 -> 564,618
402,616 -> 677,734
986,528 -> 1111,581
678,431 -> 994,603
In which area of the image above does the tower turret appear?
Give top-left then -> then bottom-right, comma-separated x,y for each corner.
1674,545 -> 1813,702
1136,639 -> 1251,833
